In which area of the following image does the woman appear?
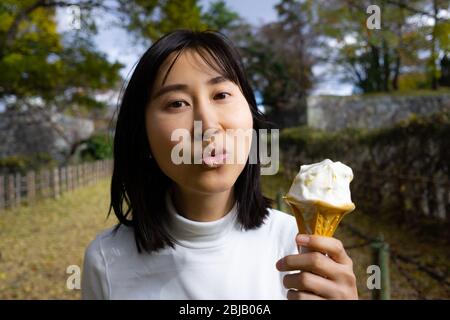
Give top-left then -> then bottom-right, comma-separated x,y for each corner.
81,29 -> 358,300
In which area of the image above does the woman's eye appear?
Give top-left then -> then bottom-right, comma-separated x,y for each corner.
167,100 -> 188,109
214,92 -> 231,100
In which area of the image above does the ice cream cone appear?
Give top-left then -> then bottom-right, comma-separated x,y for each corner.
284,197 -> 355,237
284,159 -> 356,238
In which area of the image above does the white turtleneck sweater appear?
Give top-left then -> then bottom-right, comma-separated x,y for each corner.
81,192 -> 299,300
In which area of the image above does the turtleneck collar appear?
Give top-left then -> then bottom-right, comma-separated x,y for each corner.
164,191 -> 239,249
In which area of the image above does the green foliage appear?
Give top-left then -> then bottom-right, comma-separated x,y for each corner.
398,72 -> 431,90
0,153 -> 57,174
281,109 -> 450,157
118,0 -> 207,42
201,0 -> 240,32
119,0 -> 243,42
80,134 -> 113,161
0,0 -> 123,111
362,110 -> 450,148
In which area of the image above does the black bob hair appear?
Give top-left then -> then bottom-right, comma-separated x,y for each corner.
110,29 -> 273,253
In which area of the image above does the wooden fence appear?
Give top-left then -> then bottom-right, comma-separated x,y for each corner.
0,159 -> 113,211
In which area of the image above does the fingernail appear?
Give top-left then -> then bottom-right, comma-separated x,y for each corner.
297,234 -> 310,244
276,258 -> 283,269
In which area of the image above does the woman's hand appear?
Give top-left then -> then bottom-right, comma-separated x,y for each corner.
276,234 -> 358,300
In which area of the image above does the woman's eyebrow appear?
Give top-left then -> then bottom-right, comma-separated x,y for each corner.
153,75 -> 229,99
208,75 -> 228,85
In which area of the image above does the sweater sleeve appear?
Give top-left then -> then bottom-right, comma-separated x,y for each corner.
81,237 -> 109,300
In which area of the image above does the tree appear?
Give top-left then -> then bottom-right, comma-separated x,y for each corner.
240,0 -> 315,128
309,0 -> 449,93
201,0 -> 241,33
0,0 -> 123,162
0,0 -> 123,111
117,0 -> 207,43
440,53 -> 450,86
422,0 -> 450,89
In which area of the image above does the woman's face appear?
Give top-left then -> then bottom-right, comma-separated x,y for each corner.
145,49 -> 253,195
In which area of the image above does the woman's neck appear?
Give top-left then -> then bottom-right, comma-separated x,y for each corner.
171,185 -> 235,222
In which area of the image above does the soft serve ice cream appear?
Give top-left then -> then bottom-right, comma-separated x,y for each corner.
287,159 -> 355,208
284,159 -> 355,237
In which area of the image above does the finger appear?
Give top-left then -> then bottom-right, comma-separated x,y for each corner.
287,289 -> 325,300
283,272 -> 337,298
296,234 -> 352,265
277,251 -> 340,279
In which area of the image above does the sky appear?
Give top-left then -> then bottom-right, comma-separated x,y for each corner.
56,0 -> 354,97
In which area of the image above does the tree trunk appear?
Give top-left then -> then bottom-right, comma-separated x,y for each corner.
370,44 -> 382,92
430,0 -> 439,90
392,51 -> 401,90
382,40 -> 391,92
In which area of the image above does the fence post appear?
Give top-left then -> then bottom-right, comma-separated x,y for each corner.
37,171 -> 43,198
77,164 -> 81,188
64,166 -> 68,192
60,167 -> 65,194
7,174 -> 15,208
52,167 -> 60,199
78,165 -> 83,187
95,161 -> 99,183
370,234 -> 391,300
83,163 -> 88,185
68,166 -> 74,191
100,160 -> 104,178
71,165 -> 76,190
276,191 -> 283,211
89,162 -> 93,184
0,175 -> 4,211
45,170 -> 51,199
72,165 -> 75,189
26,171 -> 36,204
15,173 -> 21,206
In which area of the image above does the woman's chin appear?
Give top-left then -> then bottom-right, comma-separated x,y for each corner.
183,171 -> 237,194
190,178 -> 234,194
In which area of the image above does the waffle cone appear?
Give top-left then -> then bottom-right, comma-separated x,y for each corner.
284,197 -> 355,237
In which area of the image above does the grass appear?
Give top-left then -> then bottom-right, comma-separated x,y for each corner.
0,173 -> 449,299
0,179 -> 116,299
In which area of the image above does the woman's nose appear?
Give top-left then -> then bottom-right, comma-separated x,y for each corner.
193,96 -> 220,130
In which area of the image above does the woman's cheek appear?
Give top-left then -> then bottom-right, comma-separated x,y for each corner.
146,111 -> 181,165
233,97 -> 253,129
226,101 -> 254,158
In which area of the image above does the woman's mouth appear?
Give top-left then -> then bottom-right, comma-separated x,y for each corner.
202,148 -> 228,168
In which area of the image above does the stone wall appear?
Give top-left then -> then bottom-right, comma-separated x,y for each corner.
0,109 -> 94,162
279,110 -> 450,232
307,93 -> 450,131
